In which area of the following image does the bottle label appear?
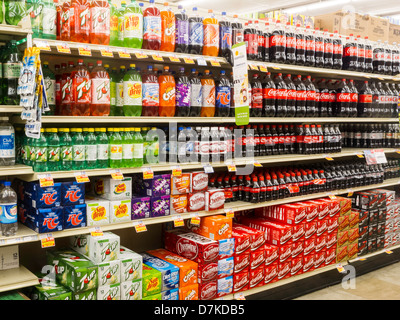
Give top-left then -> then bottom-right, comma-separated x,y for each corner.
124,12 -> 143,38
97,144 -> 108,160
36,147 -> 48,162
0,131 -> 14,159
204,23 -> 219,47
202,84 -> 216,106
62,78 -> 73,103
110,14 -> 118,32
244,33 -> 258,55
74,77 -> 91,103
216,86 -> 231,108
0,204 -> 17,224
90,7 -> 110,35
3,63 -> 22,79
144,15 -> 161,40
359,94 -> 372,103
45,78 -> 56,105
61,146 -> 72,162
251,88 -> 262,108
176,83 -> 191,106
160,83 -> 175,106
85,144 -> 97,161
42,7 -> 57,36
73,145 -> 85,161
124,81 -> 142,106
142,82 -> 160,106
48,146 -> 60,162
133,143 -> 144,159
344,46 -> 357,57
122,144 -> 133,159
110,81 -> 116,105
116,82 -> 124,106
75,5 -> 90,32
220,25 -> 232,49
118,16 -> 125,40
191,83 -> 202,106
189,21 -> 203,45
110,144 -> 122,160
91,78 -> 110,105
263,87 -> 276,99
176,20 -> 189,45
61,7 -> 71,35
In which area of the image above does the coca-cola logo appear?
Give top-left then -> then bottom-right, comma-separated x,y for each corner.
344,46 -> 357,56
251,253 -> 265,269
234,273 -> 249,291
294,210 -> 306,223
276,89 -> 287,100
201,263 -> 218,281
325,250 -> 336,264
250,270 -> 264,288
177,239 -> 198,260
296,90 -> 307,101
292,226 -> 305,241
315,41 -> 324,51
304,241 -> 315,255
201,282 -> 217,300
251,235 -> 265,250
305,224 -> 316,238
189,193 -> 205,211
330,203 -> 340,216
280,230 -> 292,244
296,38 -> 306,49
317,221 -> 327,236
292,243 -> 303,257
315,238 -> 326,251
306,90 -> 316,100
263,88 -> 276,98
265,250 -> 278,265
319,206 -> 329,219
264,267 -> 278,283
271,35 -> 285,46
314,254 -> 325,268
325,42 -> 334,52
235,255 -> 250,272
307,208 -> 318,222
326,235 -> 337,248
236,238 -> 251,254
303,258 -> 314,272
277,263 -> 290,279
327,219 -> 338,233
279,247 -> 292,262
286,36 -> 296,47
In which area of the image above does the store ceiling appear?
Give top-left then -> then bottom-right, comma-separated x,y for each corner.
173,0 -> 400,17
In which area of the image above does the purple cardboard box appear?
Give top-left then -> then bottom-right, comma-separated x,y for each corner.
151,195 -> 170,217
131,196 -> 151,220
144,174 -> 171,197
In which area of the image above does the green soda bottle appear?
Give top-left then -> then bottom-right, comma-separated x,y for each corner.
123,0 -> 143,48
2,40 -> 22,105
71,128 -> 85,170
59,128 -> 73,171
85,128 -> 97,169
141,127 -> 148,164
115,65 -> 125,116
14,126 -> 22,164
5,0 -> 26,26
109,0 -> 119,46
132,127 -> 143,167
117,1 -> 127,47
147,126 -> 159,164
109,128 -> 123,168
34,128 -> 48,172
42,0 -> 56,39
47,128 -> 60,171
26,0 -> 44,38
122,127 -> 133,168
42,61 -> 56,115
123,63 -> 142,117
107,127 -> 114,140
110,67 -> 118,116
95,127 -> 109,168
27,136 -> 35,167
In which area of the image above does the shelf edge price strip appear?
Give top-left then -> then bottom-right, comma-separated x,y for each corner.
56,42 -> 71,54
40,234 -> 55,248
133,220 -> 147,233
227,163 -> 236,172
224,208 -> 234,219
38,173 -> 54,187
171,165 -> 182,177
190,213 -> 200,226
173,215 -> 184,227
35,40 -> 51,51
100,46 -> 113,57
183,56 -> 195,64
135,51 -> 148,59
110,169 -> 124,180
203,164 -> 214,173
74,171 -> 90,183
118,49 -> 131,58
90,227 -> 103,237
152,54 -> 163,62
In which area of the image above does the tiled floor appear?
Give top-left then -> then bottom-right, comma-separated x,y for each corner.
295,262 -> 400,300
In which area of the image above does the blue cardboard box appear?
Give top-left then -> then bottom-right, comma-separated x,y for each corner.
63,204 -> 87,229
30,207 -> 64,233
61,182 -> 85,206
141,253 -> 179,291
24,182 -> 61,208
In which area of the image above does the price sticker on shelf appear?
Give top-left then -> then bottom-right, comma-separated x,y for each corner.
364,149 -> 387,165
90,227 -> 103,237
78,45 -> 92,56
183,57 -> 195,64
227,163 -> 236,172
35,40 -> 51,51
100,47 -> 113,57
356,152 -> 364,158
197,57 -> 207,66
325,155 -> 334,161
253,161 -> 262,167
210,60 -> 221,67
133,220 -> 147,233
327,193 -> 337,200
38,174 -> 54,187
259,65 -> 268,73
135,51 -> 148,59
203,164 -> 214,173
152,54 -> 164,61
270,64 -> 281,70
234,293 -> 246,300
249,64 -> 259,70
190,214 -> 200,226
171,166 -> 182,177
142,167 -> 154,180
40,234 -> 55,248
169,55 -> 181,62
386,250 -> 393,254
395,149 -> 400,154
336,264 -> 345,273
117,49 -> 131,58
74,171 -> 90,183
347,189 -> 354,197
224,208 -> 234,219
56,42 -> 71,54
110,169 -> 124,180
173,215 -> 184,227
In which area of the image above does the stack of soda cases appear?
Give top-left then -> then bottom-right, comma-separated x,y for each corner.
16,180 -> 86,233
351,189 -> 400,256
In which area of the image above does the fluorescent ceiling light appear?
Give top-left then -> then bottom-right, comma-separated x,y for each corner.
284,0 -> 351,14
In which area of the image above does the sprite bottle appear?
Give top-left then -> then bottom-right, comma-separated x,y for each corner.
42,0 -> 56,39
109,128 -> 122,168
71,128 -> 85,170
122,127 -> 133,168
26,0 -> 44,38
47,128 -> 60,171
95,127 -> 109,168
5,0 -> 27,26
123,64 -> 142,116
59,128 -> 73,171
42,61 -> 56,115
132,127 -> 143,167
85,128 -> 97,169
34,128 -> 48,172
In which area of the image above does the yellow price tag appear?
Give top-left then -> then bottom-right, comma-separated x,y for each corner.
40,234 -> 55,248
336,264 -> 345,273
143,167 -> 154,180
78,45 -> 91,56
133,221 -> 147,233
190,214 -> 200,226
169,55 -> 181,62
347,189 -> 354,197
110,169 -> 124,180
328,193 -> 337,200
118,49 -> 131,58
253,161 -> 262,167
100,47 -> 113,57
225,208 -> 234,219
38,174 -> 54,187
259,65 -> 268,72
152,54 -> 164,61
386,250 -> 393,254
36,40 -> 51,51
74,171 -> 90,183
356,153 -> 364,158
183,57 -> 195,64
227,164 -> 236,172
56,43 -> 71,54
90,227 -> 103,237
210,60 -> 221,67
172,166 -> 182,177
173,215 -> 184,227
135,52 -> 148,59
249,64 -> 259,70
325,156 -> 334,161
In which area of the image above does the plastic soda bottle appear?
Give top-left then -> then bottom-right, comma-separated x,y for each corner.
175,5 -> 189,53
189,68 -> 202,116
59,128 -> 73,171
160,2 -> 175,52
219,11 -> 232,60
114,65 -> 126,116
146,127 -> 159,164
142,65 -> 159,116
110,67 -> 118,115
42,0 -> 57,39
34,128 -> 48,172
0,118 -> 15,166
71,59 -> 91,116
123,64 -> 142,116
123,0 -> 143,48
158,66 -> 176,116
143,0 -> 161,50
122,128 -> 133,167
84,127 -> 97,169
60,0 -> 71,41
70,0 -> 90,43
5,0 -> 26,26
2,40 -> 22,106
90,60 -> 110,116
89,0 -> 110,45
0,181 -> 18,237
95,127 -> 109,168
175,67 -> 191,116
200,70 -> 216,117
116,1 -> 127,46
47,128 -> 61,171
141,127 -> 149,163
188,7 -> 203,55
61,61 -> 74,115
109,1 -> 119,46
42,61 -> 56,115
203,9 -> 219,57
26,0 -> 43,39
132,127 -> 144,167
109,128 -> 123,168
71,128 -> 85,170
215,70 -> 231,117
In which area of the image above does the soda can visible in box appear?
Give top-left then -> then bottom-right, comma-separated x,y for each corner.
142,264 -> 162,298
217,275 -> 233,298
162,288 -> 179,300
110,199 -> 131,223
86,197 -> 110,226
98,260 -> 121,287
92,177 -> 132,200
151,195 -> 170,217
72,288 -> 97,300
119,246 -> 143,281
219,237 -> 235,259
120,279 -> 142,300
31,207 -> 64,233
24,182 -> 61,208
141,253 -> 179,291
87,232 -> 120,264
63,204 -> 86,230
131,196 -> 151,220
61,181 -> 85,206
97,283 -> 120,300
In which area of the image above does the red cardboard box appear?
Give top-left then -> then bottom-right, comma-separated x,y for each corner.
233,252 -> 250,274
198,280 -> 217,300
249,266 -> 265,289
231,229 -> 251,255
314,250 -> 326,269
304,200 -> 330,220
315,235 -> 326,253
277,260 -> 292,280
265,244 -> 279,266
187,192 -> 205,212
304,221 -> 317,239
233,271 -> 250,293
326,232 -> 337,249
290,256 -> 303,277
279,243 -> 292,263
232,223 -> 265,251
316,219 -> 328,237
303,237 -> 315,256
325,246 -> 337,266
197,261 -> 218,283
250,248 -> 265,270
191,172 -> 208,193
291,240 -> 304,258
264,262 -> 279,284
303,254 -> 315,273
292,223 -> 305,242
326,216 -> 339,234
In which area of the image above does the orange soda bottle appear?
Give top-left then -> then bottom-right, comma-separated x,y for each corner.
70,0 -> 90,43
160,2 -> 175,52
90,60 -> 111,116
200,70 -> 216,117
71,59 -> 91,116
158,66 -> 175,117
203,9 -> 219,57
89,0 -> 110,45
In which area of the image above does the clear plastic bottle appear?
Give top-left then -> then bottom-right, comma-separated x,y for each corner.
132,127 -> 144,167
0,181 -> 17,237
0,117 -> 15,166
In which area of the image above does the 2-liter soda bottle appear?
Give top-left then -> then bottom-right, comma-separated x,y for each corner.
203,9 -> 219,57
109,1 -> 119,46
143,0 -> 161,50
215,70 -> 230,117
89,0 -> 110,45
70,0 -> 90,43
123,0 -> 143,48
42,0 -> 57,39
43,61 -> 56,115
84,127 -> 97,169
160,2 -> 175,52
59,127 -> 73,170
189,68 -> 202,116
90,60 -> 110,116
158,66 -> 176,116
121,127 -> 133,167
71,59 -> 91,116
47,128 -> 60,171
109,128 -> 123,168
175,5 -> 189,53
132,127 -> 144,167
112,65 -> 126,116
71,128 -> 86,170
200,70 -> 216,117
142,65 -> 159,116
175,67 -> 191,116
95,127 -> 109,168
188,7 -> 203,55
123,64 -> 142,116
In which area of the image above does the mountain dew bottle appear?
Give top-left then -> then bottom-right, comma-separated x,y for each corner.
123,0 -> 143,48
85,128 -> 97,169
34,128 -> 48,172
47,128 -> 60,171
123,64 -> 142,116
71,128 -> 85,170
122,128 -> 133,168
109,128 -> 123,168
95,127 -> 109,168
132,127 -> 143,167
59,128 -> 73,171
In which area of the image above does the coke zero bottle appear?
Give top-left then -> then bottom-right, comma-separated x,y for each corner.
391,42 -> 400,75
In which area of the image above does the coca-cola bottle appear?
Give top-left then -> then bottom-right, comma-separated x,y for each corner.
303,124 -> 313,154
258,124 -> 266,156
271,173 -> 279,200
285,22 -> 296,65
376,82 -> 387,117
277,125 -> 285,154
327,80 -> 337,116
250,176 -> 260,203
335,79 -> 351,117
263,22 -> 271,62
265,174 -> 273,201
364,36 -> 374,73
270,124 -> 279,155
295,23 -> 305,65
323,30 -> 334,69
391,42 -> 400,75
254,20 -> 264,61
314,28 -> 324,68
343,34 -> 358,71
274,73 -> 287,117
295,124 -> 304,154
317,79 -> 329,117
313,78 -> 320,117
332,30 -> 343,70
373,40 -> 385,74
262,72 -> 276,117
284,74 -> 296,117
390,83 -> 399,117
370,82 -> 380,117
357,81 -> 373,118
384,41 -> 392,75
252,124 -> 260,157
244,21 -> 258,61
264,124 -> 273,155
348,79 -> 358,117
230,175 -> 238,202
303,75 -> 317,117
243,175 -> 252,202
383,82 -> 395,118
250,73 -> 263,117
258,175 -> 266,202
356,35 -> 365,72
269,20 -> 286,64
293,74 -> 306,117
304,26 -> 315,67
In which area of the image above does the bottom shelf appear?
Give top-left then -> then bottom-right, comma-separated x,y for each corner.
0,266 -> 39,293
